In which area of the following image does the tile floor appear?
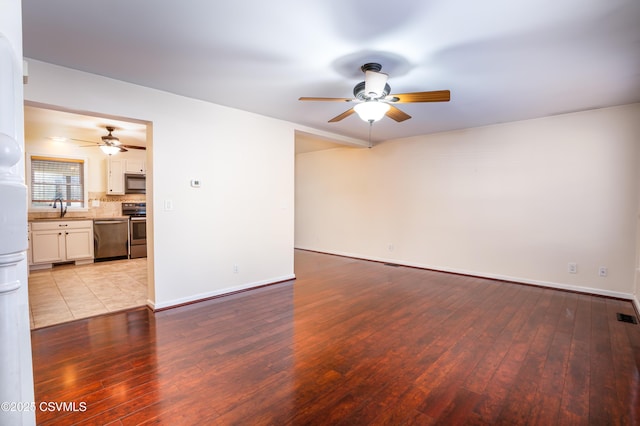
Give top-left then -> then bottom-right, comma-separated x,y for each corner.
28,258 -> 148,329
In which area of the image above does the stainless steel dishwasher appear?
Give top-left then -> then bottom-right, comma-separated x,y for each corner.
93,218 -> 129,261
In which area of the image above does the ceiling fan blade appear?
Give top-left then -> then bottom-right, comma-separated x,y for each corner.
328,108 -> 356,123
364,70 -> 388,99
386,105 -> 412,122
389,90 -> 450,103
299,97 -> 353,102
70,138 -> 144,151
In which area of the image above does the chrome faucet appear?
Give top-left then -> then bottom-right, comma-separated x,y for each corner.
52,198 -> 67,218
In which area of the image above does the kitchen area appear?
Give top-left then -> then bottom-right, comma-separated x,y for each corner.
25,105 -> 150,329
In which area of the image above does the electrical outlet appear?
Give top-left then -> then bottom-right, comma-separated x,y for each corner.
388,244 -> 395,252
233,264 -> 239,274
599,267 -> 608,277
568,262 -> 578,274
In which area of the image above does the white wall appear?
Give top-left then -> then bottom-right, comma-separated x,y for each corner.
23,60 -> 306,308
296,104 -> 640,299
24,59 -> 640,306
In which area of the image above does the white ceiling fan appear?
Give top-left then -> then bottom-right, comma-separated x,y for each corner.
299,63 -> 451,123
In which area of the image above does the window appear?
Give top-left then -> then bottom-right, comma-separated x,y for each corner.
28,154 -> 88,210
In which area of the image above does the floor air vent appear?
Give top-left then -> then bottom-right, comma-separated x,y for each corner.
616,313 -> 638,324
384,263 -> 401,267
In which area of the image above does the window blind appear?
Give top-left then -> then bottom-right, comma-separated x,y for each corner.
31,156 -> 85,207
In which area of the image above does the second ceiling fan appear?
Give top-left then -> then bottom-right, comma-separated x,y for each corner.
73,126 -> 145,155
299,63 -> 450,123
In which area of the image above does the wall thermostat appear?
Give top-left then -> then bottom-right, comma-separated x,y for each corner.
190,179 -> 201,188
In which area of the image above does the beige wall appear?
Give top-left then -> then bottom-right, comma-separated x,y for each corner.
296,104 -> 640,299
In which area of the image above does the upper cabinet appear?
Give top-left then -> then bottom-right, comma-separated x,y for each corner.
107,157 -> 146,195
107,158 -> 125,195
125,159 -> 146,174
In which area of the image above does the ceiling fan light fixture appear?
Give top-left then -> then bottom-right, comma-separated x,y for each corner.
100,144 -> 120,155
354,101 -> 390,123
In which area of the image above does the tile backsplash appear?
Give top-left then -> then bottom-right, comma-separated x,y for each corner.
28,192 -> 146,220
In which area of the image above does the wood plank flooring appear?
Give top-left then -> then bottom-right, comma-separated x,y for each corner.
30,250 -> 640,425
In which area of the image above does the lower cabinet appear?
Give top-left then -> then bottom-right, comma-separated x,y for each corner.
30,220 -> 94,269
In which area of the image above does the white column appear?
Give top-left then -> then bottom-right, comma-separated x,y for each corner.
0,1 -> 36,423
0,253 -> 25,425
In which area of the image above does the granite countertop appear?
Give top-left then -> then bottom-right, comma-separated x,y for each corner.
29,216 -> 129,222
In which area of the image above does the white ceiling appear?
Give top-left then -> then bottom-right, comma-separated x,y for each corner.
21,0 -> 640,144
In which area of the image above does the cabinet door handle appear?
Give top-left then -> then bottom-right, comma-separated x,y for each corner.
65,232 -> 69,235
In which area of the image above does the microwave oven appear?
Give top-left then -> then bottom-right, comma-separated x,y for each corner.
124,173 -> 146,194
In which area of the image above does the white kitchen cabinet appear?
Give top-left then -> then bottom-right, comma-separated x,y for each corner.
31,228 -> 64,263
65,227 -> 95,261
125,159 -> 145,174
30,220 -> 94,269
107,158 -> 125,195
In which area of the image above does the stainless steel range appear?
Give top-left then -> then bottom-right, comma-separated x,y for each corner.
122,202 -> 147,259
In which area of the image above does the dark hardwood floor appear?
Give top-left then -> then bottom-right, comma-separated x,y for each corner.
31,250 -> 640,425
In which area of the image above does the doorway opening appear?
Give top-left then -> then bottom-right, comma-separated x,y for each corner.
24,102 -> 153,329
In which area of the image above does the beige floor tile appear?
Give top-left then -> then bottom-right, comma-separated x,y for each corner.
64,297 -> 101,310
104,301 -> 143,312
71,306 -> 110,319
29,289 -> 63,301
30,294 -> 67,308
29,258 -> 147,329
32,308 -> 74,328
